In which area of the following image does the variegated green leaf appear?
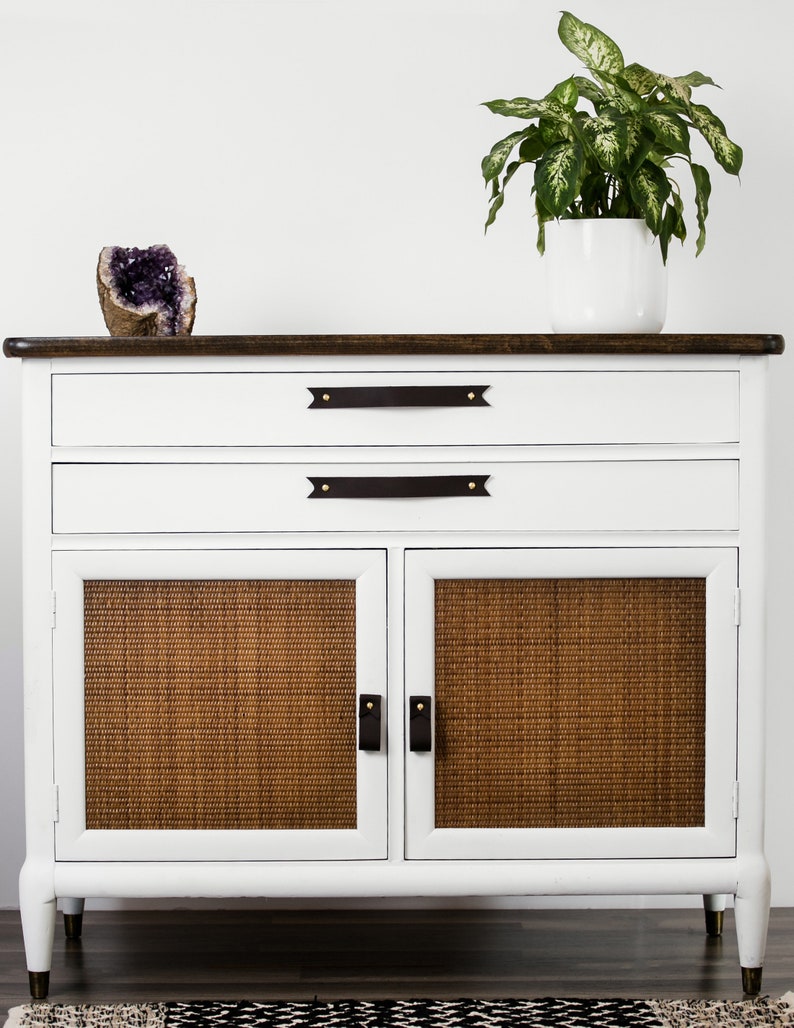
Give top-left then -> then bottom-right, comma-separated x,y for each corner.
623,63 -> 658,95
534,196 -> 556,255
690,162 -> 712,255
536,218 -> 547,256
656,73 -> 693,104
503,159 -> 524,187
519,125 -> 547,163
548,77 -> 579,109
539,116 -> 570,146
624,114 -> 646,162
659,210 -> 673,264
579,170 -> 611,217
625,124 -> 655,174
689,103 -> 743,174
658,192 -> 687,263
579,109 -> 629,173
572,76 -> 606,108
662,193 -> 687,265
610,191 -> 634,218
558,11 -> 624,75
594,71 -> 644,113
534,139 -> 583,216
629,160 -> 671,234
482,97 -> 571,122
670,191 -> 687,241
678,70 -> 720,90
481,130 -> 529,184
643,110 -> 691,155
484,188 -> 505,233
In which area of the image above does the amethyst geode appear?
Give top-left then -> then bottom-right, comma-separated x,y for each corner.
97,245 -> 197,336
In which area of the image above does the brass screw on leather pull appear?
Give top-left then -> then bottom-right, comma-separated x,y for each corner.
322,483 -> 330,492
468,481 -> 477,490
416,702 -> 425,711
468,391 -> 476,401
366,701 -> 374,710
323,393 -> 331,402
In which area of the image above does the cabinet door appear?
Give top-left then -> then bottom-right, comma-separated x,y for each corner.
404,548 -> 737,860
53,549 -> 387,860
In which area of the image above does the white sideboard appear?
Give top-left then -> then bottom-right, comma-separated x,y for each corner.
4,333 -> 784,999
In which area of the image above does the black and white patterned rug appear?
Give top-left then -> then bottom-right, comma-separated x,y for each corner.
7,997 -> 794,1028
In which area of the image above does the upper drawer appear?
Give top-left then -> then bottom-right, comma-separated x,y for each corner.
51,371 -> 740,447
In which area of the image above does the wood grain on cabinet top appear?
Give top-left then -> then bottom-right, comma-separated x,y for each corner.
2,333 -> 786,358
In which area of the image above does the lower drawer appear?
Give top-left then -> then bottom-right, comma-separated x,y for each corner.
52,460 -> 738,533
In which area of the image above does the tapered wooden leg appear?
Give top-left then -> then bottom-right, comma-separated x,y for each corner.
19,861 -> 56,1000
63,898 -> 85,940
703,893 -> 726,937
735,858 -> 771,996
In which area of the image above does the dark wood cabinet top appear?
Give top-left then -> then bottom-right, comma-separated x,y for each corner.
3,333 -> 785,358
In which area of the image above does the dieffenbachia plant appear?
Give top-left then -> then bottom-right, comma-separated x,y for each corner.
481,11 -> 743,261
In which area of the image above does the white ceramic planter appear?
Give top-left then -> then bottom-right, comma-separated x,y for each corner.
544,218 -> 667,333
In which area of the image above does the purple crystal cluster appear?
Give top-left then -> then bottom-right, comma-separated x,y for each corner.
97,244 -> 196,336
108,245 -> 184,334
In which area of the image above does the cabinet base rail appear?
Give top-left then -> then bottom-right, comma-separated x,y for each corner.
20,856 -> 771,998
48,856 -> 754,898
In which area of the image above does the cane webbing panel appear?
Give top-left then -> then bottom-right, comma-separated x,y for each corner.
83,579 -> 357,831
434,578 -> 706,829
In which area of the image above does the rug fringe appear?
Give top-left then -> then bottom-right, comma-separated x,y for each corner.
649,995 -> 794,1028
3,1005 -> 166,1028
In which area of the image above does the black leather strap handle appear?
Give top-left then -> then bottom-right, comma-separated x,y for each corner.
358,694 -> 382,752
308,475 -> 490,499
409,696 -> 432,752
308,385 -> 490,408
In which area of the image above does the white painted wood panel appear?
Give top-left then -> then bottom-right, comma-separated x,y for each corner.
52,459 -> 738,534
51,549 -> 388,862
51,371 -> 740,447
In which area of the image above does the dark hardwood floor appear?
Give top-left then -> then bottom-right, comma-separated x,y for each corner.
1,906 -> 793,1009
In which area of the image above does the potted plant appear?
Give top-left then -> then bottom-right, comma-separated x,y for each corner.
481,11 -> 743,332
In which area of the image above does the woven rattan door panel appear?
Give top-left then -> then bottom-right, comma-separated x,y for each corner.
83,578 -> 358,832
433,577 -> 706,831
405,547 -> 739,860
53,548 -> 388,861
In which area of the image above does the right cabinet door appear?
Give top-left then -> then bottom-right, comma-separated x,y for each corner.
404,548 -> 738,860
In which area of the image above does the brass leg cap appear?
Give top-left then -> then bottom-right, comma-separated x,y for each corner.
64,912 -> 83,940
28,970 -> 50,1000
705,909 -> 724,937
742,966 -> 763,995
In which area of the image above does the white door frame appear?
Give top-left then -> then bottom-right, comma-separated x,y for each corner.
404,546 -> 738,860
52,548 -> 388,861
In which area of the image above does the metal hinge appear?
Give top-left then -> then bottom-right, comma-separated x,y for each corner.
51,591 -> 57,629
732,781 -> 740,819
734,588 -> 742,626
52,784 -> 60,823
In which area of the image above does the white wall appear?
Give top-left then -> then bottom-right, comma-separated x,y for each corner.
1,0 -> 792,909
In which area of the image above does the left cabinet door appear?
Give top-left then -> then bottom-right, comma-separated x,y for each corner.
52,548 -> 387,861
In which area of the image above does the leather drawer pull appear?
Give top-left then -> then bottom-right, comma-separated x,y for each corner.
358,694 -> 382,751
409,696 -> 432,752
308,385 -> 490,408
308,475 -> 490,499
